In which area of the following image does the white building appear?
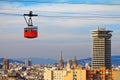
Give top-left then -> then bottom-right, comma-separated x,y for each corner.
44,68 -> 67,80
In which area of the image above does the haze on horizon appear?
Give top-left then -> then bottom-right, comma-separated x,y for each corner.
0,0 -> 120,60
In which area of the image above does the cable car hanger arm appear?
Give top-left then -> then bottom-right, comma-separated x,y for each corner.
23,11 -> 38,27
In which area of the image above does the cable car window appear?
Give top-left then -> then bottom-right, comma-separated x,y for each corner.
24,28 -> 31,32
24,29 -> 28,32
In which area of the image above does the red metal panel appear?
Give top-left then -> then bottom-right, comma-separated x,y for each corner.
24,27 -> 38,38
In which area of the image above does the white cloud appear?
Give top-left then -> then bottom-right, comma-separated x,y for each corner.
16,4 -> 120,13
1,3 -> 120,15
1,3 -> 120,28
0,33 -> 23,40
0,16 -> 24,26
37,19 -> 120,28
40,33 -> 89,40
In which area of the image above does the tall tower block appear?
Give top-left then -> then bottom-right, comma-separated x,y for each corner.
92,27 -> 113,69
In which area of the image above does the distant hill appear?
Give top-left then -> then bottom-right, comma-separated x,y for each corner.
71,56 -> 120,66
13,57 -> 58,65
77,58 -> 92,66
73,56 -> 120,66
0,56 -> 120,66
111,56 -> 120,66
0,58 -> 24,64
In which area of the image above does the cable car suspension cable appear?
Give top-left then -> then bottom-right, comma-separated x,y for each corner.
0,12 -> 120,21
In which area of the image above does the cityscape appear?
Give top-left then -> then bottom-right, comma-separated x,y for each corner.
0,28 -> 120,80
0,0 -> 120,80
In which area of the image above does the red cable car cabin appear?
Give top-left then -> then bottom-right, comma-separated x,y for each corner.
24,27 -> 38,38
23,11 -> 38,39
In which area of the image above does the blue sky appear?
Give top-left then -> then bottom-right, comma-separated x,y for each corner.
1,0 -> 120,4
0,0 -> 120,60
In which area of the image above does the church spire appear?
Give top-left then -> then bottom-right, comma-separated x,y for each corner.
59,51 -> 64,69
60,51 -> 63,61
73,56 -> 78,68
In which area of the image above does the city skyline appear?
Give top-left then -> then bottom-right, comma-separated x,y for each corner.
0,0 -> 120,60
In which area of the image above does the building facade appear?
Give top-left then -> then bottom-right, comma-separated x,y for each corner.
44,69 -> 67,80
3,58 -> 9,70
64,67 -> 86,80
25,60 -> 32,66
112,69 -> 120,80
92,28 -> 112,69
86,67 -> 112,80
